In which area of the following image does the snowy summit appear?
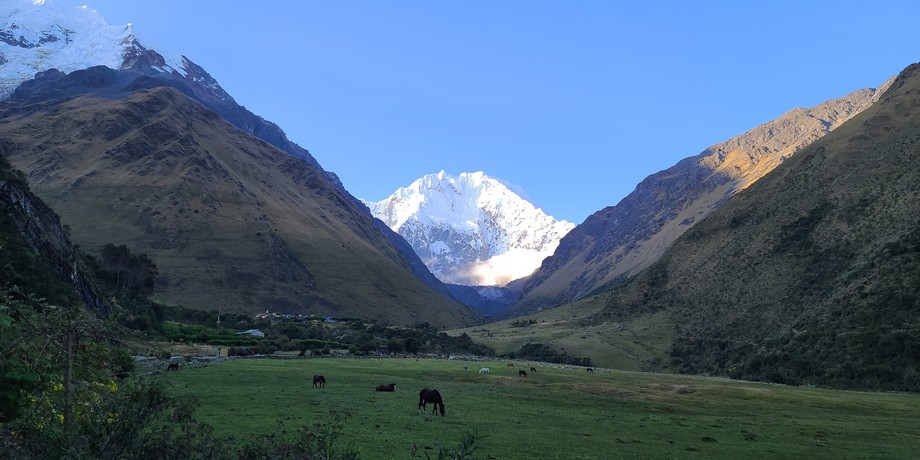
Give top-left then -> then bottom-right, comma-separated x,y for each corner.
364,171 -> 574,286
0,0 -> 200,99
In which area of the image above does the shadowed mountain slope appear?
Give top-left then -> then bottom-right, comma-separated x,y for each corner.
0,154 -> 107,314
510,79 -> 894,315
585,63 -> 920,390
0,70 -> 477,326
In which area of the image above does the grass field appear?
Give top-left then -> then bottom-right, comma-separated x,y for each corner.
162,357 -> 920,459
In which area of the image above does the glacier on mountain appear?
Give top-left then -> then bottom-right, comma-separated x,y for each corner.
0,0 -> 188,99
364,171 -> 574,286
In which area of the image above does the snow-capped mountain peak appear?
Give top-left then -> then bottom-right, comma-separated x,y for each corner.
0,0 -> 199,99
364,171 -> 574,286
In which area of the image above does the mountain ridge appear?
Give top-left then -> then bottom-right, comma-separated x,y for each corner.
483,62 -> 920,391
1,1 -> 461,315
607,61 -> 920,389
0,67 -> 477,326
509,78 -> 894,315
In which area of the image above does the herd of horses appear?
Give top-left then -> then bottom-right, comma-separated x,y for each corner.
166,361 -> 597,418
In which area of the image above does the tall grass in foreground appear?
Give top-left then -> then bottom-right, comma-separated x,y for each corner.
163,358 -> 920,459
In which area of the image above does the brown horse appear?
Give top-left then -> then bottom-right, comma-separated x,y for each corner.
376,383 -> 397,392
530,367 -> 537,373
586,367 -> 595,373
313,374 -> 326,388
418,388 -> 445,416
518,370 -> 528,378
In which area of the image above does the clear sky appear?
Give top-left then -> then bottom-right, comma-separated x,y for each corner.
57,0 -> 920,224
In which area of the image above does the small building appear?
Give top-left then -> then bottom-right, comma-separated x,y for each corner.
235,329 -> 265,337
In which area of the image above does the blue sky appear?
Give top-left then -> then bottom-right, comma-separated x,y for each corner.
62,1 -> 919,224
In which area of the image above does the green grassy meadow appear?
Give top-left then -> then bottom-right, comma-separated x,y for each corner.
162,358 -> 920,459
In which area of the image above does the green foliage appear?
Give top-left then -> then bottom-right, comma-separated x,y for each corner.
0,288 -> 130,424
503,342 -> 592,367
163,305 -> 257,329
81,247 -> 165,333
232,415 -> 359,460
0,286 -> 362,459
219,319 -> 496,358
509,319 -> 536,328
668,224 -> 920,391
2,376 -> 361,460
0,208 -> 79,308
412,430 -> 485,460
98,243 -> 158,298
161,321 -> 260,345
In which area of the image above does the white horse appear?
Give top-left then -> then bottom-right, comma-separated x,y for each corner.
479,367 -> 490,374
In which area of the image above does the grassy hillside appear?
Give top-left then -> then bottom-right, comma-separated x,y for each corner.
451,295 -> 673,371
0,85 -> 476,327
464,62 -> 920,391
511,79 -> 892,315
162,357 -> 920,459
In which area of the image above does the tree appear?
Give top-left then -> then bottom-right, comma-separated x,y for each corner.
99,244 -> 158,297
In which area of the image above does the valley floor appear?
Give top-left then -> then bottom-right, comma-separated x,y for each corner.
162,357 -> 920,459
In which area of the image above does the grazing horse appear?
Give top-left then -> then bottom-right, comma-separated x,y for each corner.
167,363 -> 179,371
519,370 -> 528,378
313,374 -> 326,388
479,367 -> 490,374
507,363 -> 514,367
530,367 -> 537,373
418,388 -> 445,416
586,367 -> 595,373
376,383 -> 397,392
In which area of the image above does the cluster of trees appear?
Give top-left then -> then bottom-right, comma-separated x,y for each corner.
502,343 -> 592,367
510,319 -> 537,328
161,312 -> 497,358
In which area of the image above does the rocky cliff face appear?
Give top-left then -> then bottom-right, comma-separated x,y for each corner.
0,155 -> 108,315
510,78 -> 895,314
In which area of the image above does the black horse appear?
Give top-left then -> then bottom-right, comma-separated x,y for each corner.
376,383 -> 397,392
418,388 -> 445,416
586,367 -> 595,373
313,374 -> 326,388
519,370 -> 528,378
167,363 -> 179,371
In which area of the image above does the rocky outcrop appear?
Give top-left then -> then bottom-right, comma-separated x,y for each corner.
0,155 -> 108,315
